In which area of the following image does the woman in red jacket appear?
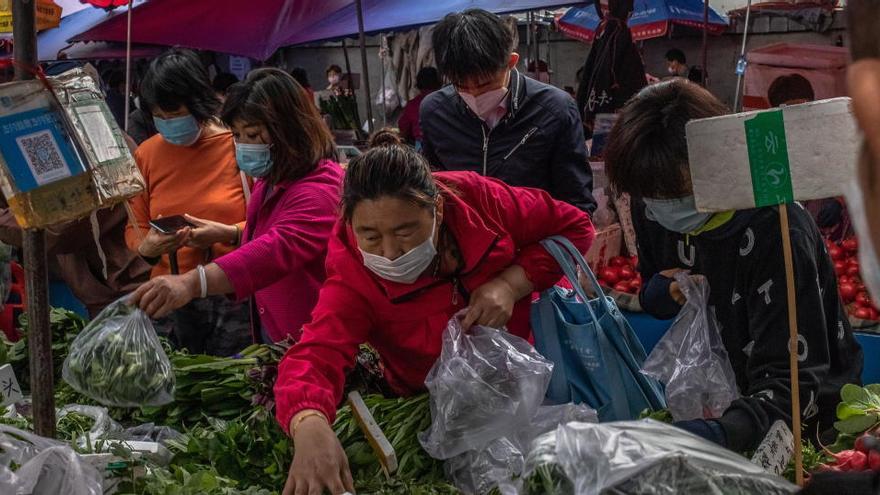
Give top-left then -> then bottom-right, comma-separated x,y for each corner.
276,145 -> 594,495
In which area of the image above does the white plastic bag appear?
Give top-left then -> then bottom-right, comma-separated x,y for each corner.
554,420 -> 797,495
57,404 -> 122,450
641,273 -> 739,421
62,298 -> 175,407
0,424 -> 102,495
419,314 -> 553,460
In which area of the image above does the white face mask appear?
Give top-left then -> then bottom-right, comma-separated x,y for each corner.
846,179 -> 880,303
458,72 -> 510,122
360,213 -> 438,284
328,74 -> 340,85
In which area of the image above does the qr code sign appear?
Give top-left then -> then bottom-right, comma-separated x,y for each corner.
15,130 -> 71,186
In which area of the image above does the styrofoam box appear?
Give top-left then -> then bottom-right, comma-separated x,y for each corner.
686,97 -> 858,212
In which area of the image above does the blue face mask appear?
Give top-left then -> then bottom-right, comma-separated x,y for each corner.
235,142 -> 273,178
153,115 -> 202,146
643,195 -> 713,233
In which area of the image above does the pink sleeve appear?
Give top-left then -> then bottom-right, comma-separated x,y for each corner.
273,268 -> 373,434
473,175 -> 596,289
214,186 -> 338,300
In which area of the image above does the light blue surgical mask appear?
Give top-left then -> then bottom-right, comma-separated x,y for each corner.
643,195 -> 713,233
153,115 -> 202,146
235,142 -> 273,178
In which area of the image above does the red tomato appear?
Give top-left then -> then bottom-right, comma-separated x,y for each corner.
839,283 -> 858,303
840,275 -> 855,285
857,292 -> 875,308
829,245 -> 845,261
855,307 -> 873,320
848,265 -> 862,277
599,267 -> 621,286
609,256 -> 629,268
618,267 -> 635,281
613,282 -> 631,293
835,260 -> 848,276
843,238 -> 859,254
870,308 -> 880,321
630,256 -> 639,267
629,278 -> 642,291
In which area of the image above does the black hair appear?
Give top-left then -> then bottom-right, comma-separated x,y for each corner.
608,0 -> 635,20
290,67 -> 311,89
342,145 -> 438,221
326,65 -> 343,76
212,72 -> 239,94
605,79 -> 729,199
432,9 -> 514,85
140,48 -> 221,123
416,67 -> 442,91
221,68 -> 335,185
665,48 -> 687,65
767,74 -> 815,107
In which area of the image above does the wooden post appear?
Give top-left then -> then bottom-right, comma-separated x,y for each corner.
354,0 -> 373,134
13,0 -> 55,438
779,203 -> 803,486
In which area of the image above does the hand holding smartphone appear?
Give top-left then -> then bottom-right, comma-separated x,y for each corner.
149,215 -> 196,235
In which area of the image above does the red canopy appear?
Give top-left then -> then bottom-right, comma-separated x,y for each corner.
79,0 -> 128,8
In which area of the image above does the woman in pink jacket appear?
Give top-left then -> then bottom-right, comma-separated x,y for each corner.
132,68 -> 343,344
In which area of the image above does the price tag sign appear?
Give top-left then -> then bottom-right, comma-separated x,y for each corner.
751,420 -> 795,475
0,363 -> 22,408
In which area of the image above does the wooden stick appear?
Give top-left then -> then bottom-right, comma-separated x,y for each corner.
779,203 -> 804,486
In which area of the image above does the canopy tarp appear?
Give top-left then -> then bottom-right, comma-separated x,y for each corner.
70,0 -> 587,60
558,0 -> 727,42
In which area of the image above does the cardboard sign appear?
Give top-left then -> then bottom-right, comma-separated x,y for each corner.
686,98 -> 858,212
0,364 -> 22,408
751,420 -> 795,476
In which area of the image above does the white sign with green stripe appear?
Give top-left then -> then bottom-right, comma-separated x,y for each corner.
686,98 -> 858,212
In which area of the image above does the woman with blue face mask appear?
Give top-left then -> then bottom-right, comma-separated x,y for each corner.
125,48 -> 251,356
267,145 -> 594,494
605,80 -> 863,455
131,68 -> 343,347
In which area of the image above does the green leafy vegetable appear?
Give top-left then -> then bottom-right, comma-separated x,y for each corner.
834,384 -> 880,436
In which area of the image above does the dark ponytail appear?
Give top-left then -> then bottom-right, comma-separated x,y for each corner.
342,145 -> 438,221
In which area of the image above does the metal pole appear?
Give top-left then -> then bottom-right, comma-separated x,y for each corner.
733,0 -> 753,112
13,0 -> 55,439
355,0 -> 373,134
123,1 -> 133,132
379,35 -> 387,127
702,0 -> 709,88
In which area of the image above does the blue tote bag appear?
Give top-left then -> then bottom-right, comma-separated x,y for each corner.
531,236 -> 666,422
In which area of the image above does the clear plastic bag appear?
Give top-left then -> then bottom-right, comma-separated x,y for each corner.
554,420 -> 797,495
116,423 -> 183,445
62,297 -> 175,407
0,424 -> 103,495
57,404 -> 123,450
419,314 -> 554,460
641,273 -> 739,421
446,403 -> 598,495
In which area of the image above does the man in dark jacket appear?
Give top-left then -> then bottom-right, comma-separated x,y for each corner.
605,79 -> 863,453
421,9 -> 596,214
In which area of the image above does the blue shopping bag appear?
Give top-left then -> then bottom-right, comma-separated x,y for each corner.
531,236 -> 666,422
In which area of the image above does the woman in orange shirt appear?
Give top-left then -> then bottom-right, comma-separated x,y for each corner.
125,48 -> 251,356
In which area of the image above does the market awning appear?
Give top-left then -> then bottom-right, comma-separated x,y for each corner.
69,0 -> 589,60
4,1 -> 160,61
557,0 -> 728,43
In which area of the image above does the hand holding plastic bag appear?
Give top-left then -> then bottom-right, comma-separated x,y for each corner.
0,424 -> 102,495
641,273 -> 738,421
62,297 -> 175,407
419,314 -> 554,460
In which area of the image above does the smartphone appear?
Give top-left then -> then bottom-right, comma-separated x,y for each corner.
149,215 -> 195,235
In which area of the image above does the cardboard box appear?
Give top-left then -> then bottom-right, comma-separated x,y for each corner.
686,98 -> 857,212
586,223 -> 622,272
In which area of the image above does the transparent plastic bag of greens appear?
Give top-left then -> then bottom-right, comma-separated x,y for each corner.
554,420 -> 797,495
0,424 -> 102,495
57,404 -> 123,450
641,273 -> 739,421
419,313 -> 554,460
62,297 -> 174,407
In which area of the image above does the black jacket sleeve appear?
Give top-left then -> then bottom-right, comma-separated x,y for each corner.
633,201 -> 684,318
548,99 -> 597,214
717,212 -> 831,452
418,95 -> 444,170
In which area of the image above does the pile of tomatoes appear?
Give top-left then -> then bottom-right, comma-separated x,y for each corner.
828,237 -> 880,321
597,256 -> 642,294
